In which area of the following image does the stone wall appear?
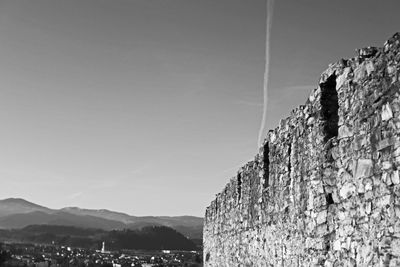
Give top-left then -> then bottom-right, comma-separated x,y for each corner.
204,33 -> 400,266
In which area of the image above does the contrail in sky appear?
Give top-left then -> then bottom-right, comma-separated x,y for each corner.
258,0 -> 275,148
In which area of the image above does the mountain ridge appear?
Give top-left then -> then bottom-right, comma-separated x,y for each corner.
0,198 -> 203,239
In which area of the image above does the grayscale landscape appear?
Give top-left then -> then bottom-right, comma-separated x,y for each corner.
1,0 -> 400,266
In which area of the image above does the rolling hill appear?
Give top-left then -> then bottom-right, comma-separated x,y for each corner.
0,198 -> 203,239
0,224 -> 198,250
0,198 -> 52,217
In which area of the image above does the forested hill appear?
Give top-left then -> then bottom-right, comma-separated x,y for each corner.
0,224 -> 198,251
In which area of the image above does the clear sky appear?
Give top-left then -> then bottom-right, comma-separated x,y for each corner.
0,0 -> 399,216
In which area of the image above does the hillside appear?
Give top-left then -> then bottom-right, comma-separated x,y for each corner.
0,198 -> 203,239
0,224 -> 197,251
0,198 -> 52,217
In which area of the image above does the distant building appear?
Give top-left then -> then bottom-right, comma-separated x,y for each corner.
95,241 -> 110,254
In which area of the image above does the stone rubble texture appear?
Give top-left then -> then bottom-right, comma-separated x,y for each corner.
203,33 -> 400,266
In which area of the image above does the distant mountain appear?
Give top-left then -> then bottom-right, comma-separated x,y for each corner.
0,198 -> 203,239
0,211 -> 125,230
22,224 -> 104,236
0,224 -> 197,251
60,207 -> 135,224
0,198 -> 52,217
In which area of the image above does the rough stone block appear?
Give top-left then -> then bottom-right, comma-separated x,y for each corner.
316,210 -> 328,225
382,103 -> 394,121
339,182 -> 356,199
392,238 -> 400,257
336,67 -> 351,90
339,125 -> 353,139
333,239 -> 341,251
377,195 -> 392,208
354,62 -> 368,82
354,159 -> 374,179
377,138 -> 394,151
392,170 -> 400,184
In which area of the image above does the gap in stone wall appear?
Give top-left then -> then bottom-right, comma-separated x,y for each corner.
263,142 -> 270,188
237,173 -> 242,201
325,193 -> 334,205
320,74 -> 339,144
